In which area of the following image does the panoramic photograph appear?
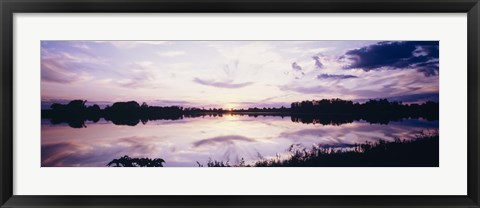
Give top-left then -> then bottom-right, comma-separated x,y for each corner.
41,40 -> 439,167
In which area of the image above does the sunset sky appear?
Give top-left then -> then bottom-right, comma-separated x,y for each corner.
41,40 -> 439,109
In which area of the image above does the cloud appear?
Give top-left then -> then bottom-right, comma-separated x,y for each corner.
71,42 -> 91,50
157,51 -> 186,57
291,62 -> 303,71
112,61 -> 161,89
342,41 -> 439,76
279,77 -> 414,98
279,65 -> 438,103
41,46 -> 109,84
312,56 -> 324,69
260,94 -> 292,102
208,42 -> 290,86
193,77 -> 253,89
115,79 -> 154,88
41,59 -> 80,83
317,74 -> 358,80
279,84 -> 331,94
149,99 -> 196,107
193,135 -> 254,147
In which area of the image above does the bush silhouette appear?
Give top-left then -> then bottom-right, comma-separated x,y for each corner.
107,155 -> 165,167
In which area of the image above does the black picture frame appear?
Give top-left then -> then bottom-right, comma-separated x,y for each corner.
1,0 -> 479,207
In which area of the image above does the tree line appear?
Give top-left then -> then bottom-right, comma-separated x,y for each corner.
42,98 -> 438,128
290,98 -> 438,124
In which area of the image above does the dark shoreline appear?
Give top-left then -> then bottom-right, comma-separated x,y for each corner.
41,99 -> 439,128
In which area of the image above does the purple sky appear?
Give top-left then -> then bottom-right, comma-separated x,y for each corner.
41,41 -> 439,109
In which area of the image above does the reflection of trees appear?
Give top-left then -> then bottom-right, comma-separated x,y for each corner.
291,114 -> 357,125
42,100 -> 184,127
290,99 -> 438,125
44,100 -> 100,128
107,155 -> 165,167
41,98 -> 439,127
103,102 -> 183,126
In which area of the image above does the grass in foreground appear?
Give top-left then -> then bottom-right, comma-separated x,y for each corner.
201,134 -> 439,167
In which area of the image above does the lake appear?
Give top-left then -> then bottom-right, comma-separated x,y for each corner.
41,114 -> 439,167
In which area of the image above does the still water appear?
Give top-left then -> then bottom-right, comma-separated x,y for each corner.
41,115 -> 438,167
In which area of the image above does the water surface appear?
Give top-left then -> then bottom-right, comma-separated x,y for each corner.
41,115 -> 438,167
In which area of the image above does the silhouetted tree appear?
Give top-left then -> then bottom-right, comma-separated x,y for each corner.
107,155 -> 165,167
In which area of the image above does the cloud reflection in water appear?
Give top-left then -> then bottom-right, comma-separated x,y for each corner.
41,116 -> 438,167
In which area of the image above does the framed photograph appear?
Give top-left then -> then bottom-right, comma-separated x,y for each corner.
1,0 -> 479,207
